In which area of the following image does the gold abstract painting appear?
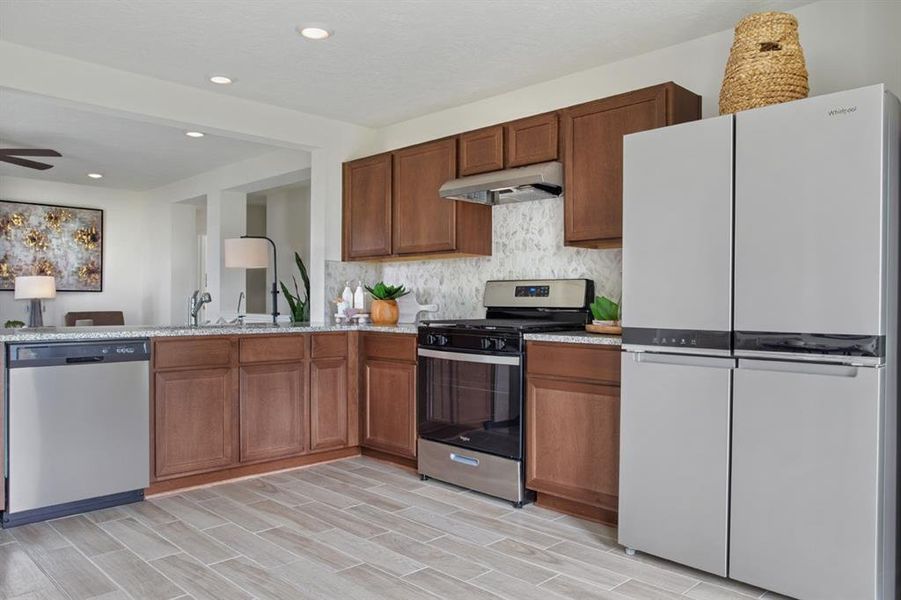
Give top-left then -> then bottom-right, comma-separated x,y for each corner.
0,200 -> 103,291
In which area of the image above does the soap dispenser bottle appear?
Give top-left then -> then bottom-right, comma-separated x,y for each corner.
341,282 -> 354,310
353,281 -> 366,310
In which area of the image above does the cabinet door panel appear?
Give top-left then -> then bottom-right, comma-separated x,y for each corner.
343,153 -> 392,259
526,376 -> 620,509
239,363 -> 307,463
310,358 -> 349,451
563,91 -> 664,245
393,139 -> 458,254
459,126 -> 504,176
505,113 -> 558,167
363,359 -> 416,458
154,368 -> 237,479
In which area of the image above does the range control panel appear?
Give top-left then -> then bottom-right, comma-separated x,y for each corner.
514,285 -> 550,298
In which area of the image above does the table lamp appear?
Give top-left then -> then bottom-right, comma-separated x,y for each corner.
224,236 -> 279,324
15,276 -> 56,327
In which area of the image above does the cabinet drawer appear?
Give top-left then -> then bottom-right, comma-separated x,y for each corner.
154,337 -> 232,370
239,335 -> 306,364
361,332 -> 416,362
526,342 -> 620,384
312,333 -> 348,359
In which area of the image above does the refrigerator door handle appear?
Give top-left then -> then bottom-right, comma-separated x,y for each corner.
632,353 -> 736,369
737,359 -> 867,377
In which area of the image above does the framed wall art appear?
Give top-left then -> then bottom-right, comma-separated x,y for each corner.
0,200 -> 103,292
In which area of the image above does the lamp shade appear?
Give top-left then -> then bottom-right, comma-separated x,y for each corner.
224,238 -> 269,269
14,276 -> 56,299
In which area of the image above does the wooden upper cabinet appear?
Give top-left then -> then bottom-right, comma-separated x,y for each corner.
562,82 -> 701,248
505,112 -> 559,167
154,367 -> 238,480
393,138 -> 459,255
343,153 -> 392,260
239,362 -> 307,463
458,126 -> 504,176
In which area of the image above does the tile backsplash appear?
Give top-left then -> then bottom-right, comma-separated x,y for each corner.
325,197 -> 621,320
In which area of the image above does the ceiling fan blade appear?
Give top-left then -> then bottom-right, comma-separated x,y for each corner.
0,155 -> 55,170
0,148 -> 62,157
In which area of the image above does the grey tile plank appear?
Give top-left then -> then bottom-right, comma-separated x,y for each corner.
501,511 -> 620,548
616,549 -> 766,598
297,502 -> 388,538
316,528 -> 425,577
26,546 -> 119,600
0,543 -> 61,598
270,558 -> 380,600
685,582 -> 763,600
206,482 -> 266,505
489,538 -> 629,590
178,487 -> 220,502
0,527 -> 14,545
92,549 -> 184,600
258,526 -> 361,571
10,523 -> 70,552
293,471 -> 408,512
404,567 -> 506,600
549,541 -> 698,593
50,515 -> 123,557
211,556 -> 313,600
471,570 -> 570,600
6,586 -> 70,600
315,464 -> 385,488
398,507 -> 505,545
122,500 -> 179,528
151,553 -> 253,600
276,477 -> 361,509
246,499 -> 333,534
150,496 -> 227,530
205,523 -> 298,568
610,579 -> 684,600
198,496 -> 279,532
370,486 -> 458,514
415,485 -> 515,517
346,504 -> 446,542
518,502 -> 571,521
554,515 -> 618,540
542,574 -> 629,599
432,534 -> 558,585
100,517 -> 180,561
345,465 -> 427,490
239,477 -> 312,506
448,509 -> 563,548
84,507 -> 129,524
370,531 -> 489,580
154,520 -> 239,565
337,563 -> 441,600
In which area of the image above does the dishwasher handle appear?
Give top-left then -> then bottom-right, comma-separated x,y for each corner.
66,356 -> 105,364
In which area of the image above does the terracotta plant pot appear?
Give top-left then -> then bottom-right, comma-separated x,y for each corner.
370,299 -> 399,325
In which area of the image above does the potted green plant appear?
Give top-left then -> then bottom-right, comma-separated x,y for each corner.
588,295 -> 622,334
365,282 -> 410,325
279,252 -> 310,323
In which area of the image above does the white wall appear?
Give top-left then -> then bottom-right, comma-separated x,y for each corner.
0,176 -> 147,326
265,184 -> 311,319
369,0 -> 901,153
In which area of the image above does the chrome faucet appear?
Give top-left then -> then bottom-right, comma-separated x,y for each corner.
189,290 -> 212,326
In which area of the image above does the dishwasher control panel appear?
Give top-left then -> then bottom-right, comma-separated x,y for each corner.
8,339 -> 150,368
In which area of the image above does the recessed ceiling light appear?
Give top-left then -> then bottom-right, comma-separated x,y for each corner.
87,173 -> 103,179
185,131 -> 205,138
209,75 -> 233,85
298,26 -> 331,40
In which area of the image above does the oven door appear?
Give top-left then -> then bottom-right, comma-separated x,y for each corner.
417,348 -> 523,460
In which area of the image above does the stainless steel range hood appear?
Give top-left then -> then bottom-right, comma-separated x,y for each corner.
439,161 -> 563,205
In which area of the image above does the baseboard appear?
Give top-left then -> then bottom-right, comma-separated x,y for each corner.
146,447 -> 361,495
536,492 -> 618,526
361,447 -> 417,471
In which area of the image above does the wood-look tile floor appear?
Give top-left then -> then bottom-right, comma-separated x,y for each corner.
0,456 -> 787,600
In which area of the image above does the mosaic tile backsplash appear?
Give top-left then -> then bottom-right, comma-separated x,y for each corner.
325,198 -> 621,321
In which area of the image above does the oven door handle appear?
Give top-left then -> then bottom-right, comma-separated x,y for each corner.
418,348 -> 521,366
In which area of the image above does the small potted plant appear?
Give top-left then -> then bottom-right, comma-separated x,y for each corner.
366,282 -> 409,325
588,296 -> 622,334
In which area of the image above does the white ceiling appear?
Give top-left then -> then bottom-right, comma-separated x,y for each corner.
0,89 -> 287,190
0,0 -> 811,127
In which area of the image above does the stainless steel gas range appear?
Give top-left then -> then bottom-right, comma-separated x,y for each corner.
416,279 -> 594,507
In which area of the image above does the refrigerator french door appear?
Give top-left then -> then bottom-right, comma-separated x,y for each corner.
620,114 -> 735,573
731,85 -> 899,600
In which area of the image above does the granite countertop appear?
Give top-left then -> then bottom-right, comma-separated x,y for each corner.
0,322 -> 419,343
523,331 -> 623,346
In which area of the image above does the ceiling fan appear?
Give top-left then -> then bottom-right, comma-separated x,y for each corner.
0,148 -> 62,170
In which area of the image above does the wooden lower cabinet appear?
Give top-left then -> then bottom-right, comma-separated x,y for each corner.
525,341 -> 621,523
362,358 -> 417,459
239,362 -> 307,463
310,357 -> 349,451
154,367 -> 238,480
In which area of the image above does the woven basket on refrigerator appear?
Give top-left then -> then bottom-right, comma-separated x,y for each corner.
719,12 -> 809,115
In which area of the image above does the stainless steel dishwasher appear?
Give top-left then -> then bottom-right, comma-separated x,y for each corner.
3,339 -> 150,527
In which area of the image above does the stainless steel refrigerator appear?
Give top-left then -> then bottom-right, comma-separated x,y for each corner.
620,84 -> 899,600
